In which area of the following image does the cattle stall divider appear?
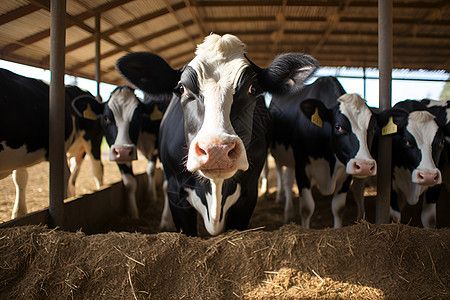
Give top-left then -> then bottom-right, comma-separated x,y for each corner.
376,0 -> 393,224
0,174 -> 149,234
49,0 -> 66,228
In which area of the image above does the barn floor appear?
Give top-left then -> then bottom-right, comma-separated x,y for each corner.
0,155 -> 449,298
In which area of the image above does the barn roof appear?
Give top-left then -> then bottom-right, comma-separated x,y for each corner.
0,0 -> 449,86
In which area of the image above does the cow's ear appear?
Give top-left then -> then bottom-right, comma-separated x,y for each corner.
258,53 -> 319,95
375,107 -> 409,135
116,52 -> 180,96
300,98 -> 331,127
72,96 -> 104,120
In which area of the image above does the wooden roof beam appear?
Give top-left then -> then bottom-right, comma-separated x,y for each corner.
62,3 -> 186,55
0,4 -> 40,26
70,20 -> 195,72
1,0 -> 132,55
202,15 -> 450,26
193,0 -> 448,9
268,0 -> 287,61
184,0 -> 207,37
311,0 -> 352,56
162,0 -> 197,48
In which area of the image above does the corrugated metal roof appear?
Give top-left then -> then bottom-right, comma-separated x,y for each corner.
0,0 -> 449,86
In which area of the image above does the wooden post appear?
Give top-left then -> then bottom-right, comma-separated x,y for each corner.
49,0 -> 66,228
376,0 -> 393,224
95,13 -> 101,101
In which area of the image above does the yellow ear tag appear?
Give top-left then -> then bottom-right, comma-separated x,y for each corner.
150,106 -> 163,121
83,103 -> 97,120
382,116 -> 397,136
311,107 -> 322,128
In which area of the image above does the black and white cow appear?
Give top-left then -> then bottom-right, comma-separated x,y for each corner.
115,34 -> 319,236
383,100 -> 447,227
269,76 -> 379,228
0,68 -> 103,219
73,85 -> 170,219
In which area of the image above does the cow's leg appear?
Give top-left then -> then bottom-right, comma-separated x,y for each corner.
259,158 -> 269,195
331,192 -> 347,228
332,175 -> 352,228
421,201 -> 436,228
118,163 -> 139,219
299,188 -> 315,228
88,129 -> 104,190
159,179 -> 175,231
87,153 -> 103,190
283,167 -> 296,223
351,177 -> 366,220
146,154 -> 158,202
12,169 -> 28,219
67,148 -> 85,197
275,163 -> 284,204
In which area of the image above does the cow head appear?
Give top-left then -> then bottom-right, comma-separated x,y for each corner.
72,85 -> 154,163
301,93 -> 377,178
379,106 -> 445,205
116,34 -> 319,182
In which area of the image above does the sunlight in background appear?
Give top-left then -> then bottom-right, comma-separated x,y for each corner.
0,59 -> 448,107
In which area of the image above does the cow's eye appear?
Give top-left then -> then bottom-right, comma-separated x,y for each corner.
439,139 -> 445,148
248,84 -> 257,95
174,83 -> 185,96
403,139 -> 412,148
335,125 -> 343,133
103,116 -> 111,124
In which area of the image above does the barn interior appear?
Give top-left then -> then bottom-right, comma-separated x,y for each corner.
0,2 -> 449,298
0,0 -> 449,228
0,0 -> 449,85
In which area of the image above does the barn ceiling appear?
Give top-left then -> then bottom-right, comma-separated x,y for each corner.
0,0 -> 449,86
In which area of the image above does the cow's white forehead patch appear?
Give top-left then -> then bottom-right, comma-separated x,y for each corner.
337,94 -> 375,165
407,111 -> 438,150
108,88 -> 139,123
188,34 -> 250,96
338,94 -> 372,132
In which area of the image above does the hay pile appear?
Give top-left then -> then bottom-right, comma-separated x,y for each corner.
0,222 -> 448,299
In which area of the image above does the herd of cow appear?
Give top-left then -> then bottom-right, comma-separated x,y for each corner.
0,34 -> 448,236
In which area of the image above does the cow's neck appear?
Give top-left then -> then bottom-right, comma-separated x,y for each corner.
187,178 -> 241,236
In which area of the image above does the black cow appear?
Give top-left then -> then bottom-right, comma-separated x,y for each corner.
116,34 -> 319,236
73,85 -> 170,219
269,76 -> 379,228
0,68 -> 103,219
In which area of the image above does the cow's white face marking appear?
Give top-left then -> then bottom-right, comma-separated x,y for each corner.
406,111 -> 441,185
107,87 -> 140,147
337,94 -> 377,175
185,182 -> 241,236
185,34 -> 250,181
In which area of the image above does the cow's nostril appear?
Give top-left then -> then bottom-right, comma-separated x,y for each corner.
195,142 -> 207,157
355,163 -> 361,170
434,174 -> 439,182
227,143 -> 238,159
